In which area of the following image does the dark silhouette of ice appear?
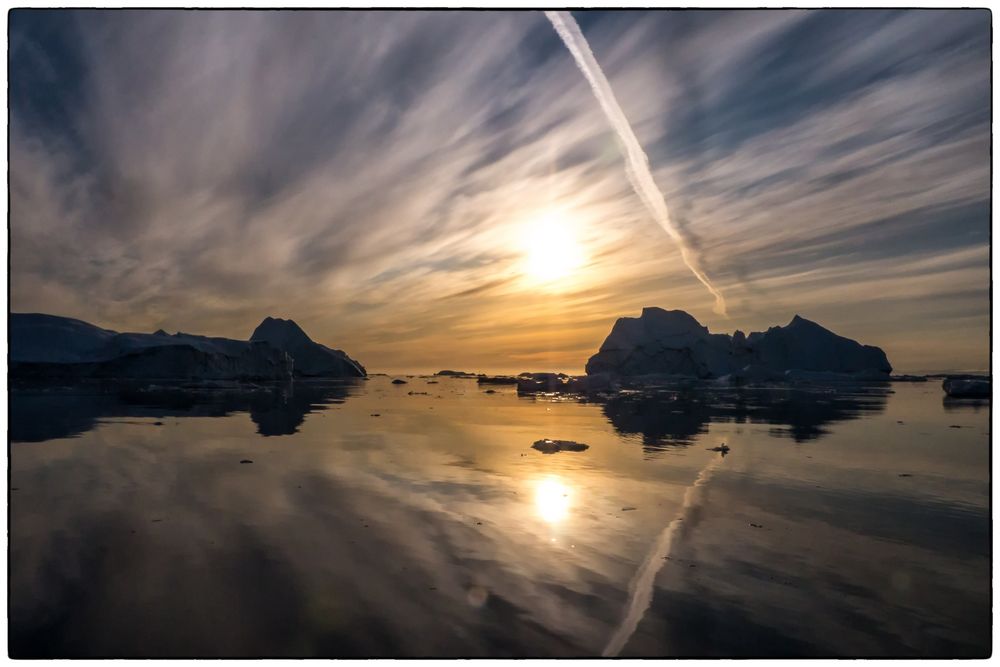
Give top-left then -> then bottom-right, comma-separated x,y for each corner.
250,317 -> 365,377
531,438 -> 589,454
477,376 -> 519,385
942,377 -> 990,398
11,313 -> 364,380
516,372 -> 612,394
586,308 -> 891,379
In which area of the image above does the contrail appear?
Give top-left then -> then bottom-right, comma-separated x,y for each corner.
602,455 -> 724,656
544,11 -> 727,316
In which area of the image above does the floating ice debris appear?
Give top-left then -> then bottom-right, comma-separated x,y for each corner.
516,372 -> 612,395
531,439 -> 589,454
477,376 -> 519,385
891,374 -> 928,382
942,377 -> 990,398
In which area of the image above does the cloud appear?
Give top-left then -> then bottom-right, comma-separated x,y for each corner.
9,9 -> 990,372
545,10 -> 728,315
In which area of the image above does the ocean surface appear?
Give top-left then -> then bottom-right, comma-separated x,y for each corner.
9,376 -> 991,657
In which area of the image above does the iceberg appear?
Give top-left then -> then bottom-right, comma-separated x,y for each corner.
11,312 -> 365,380
586,307 -> 891,380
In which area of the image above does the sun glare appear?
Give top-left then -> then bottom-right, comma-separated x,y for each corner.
534,476 -> 572,524
522,211 -> 586,285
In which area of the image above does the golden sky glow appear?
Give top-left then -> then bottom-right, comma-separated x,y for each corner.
9,11 -> 990,375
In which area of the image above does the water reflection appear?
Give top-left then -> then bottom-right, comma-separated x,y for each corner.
535,477 -> 572,524
593,384 -> 890,449
942,397 -> 989,413
9,380 -> 362,442
12,380 -> 891,448
8,378 -> 989,657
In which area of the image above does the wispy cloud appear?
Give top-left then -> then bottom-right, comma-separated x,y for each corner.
545,10 -> 727,315
10,9 -> 990,372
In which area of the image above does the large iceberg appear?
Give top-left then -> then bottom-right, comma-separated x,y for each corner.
585,307 -> 891,380
11,313 -> 365,380
250,317 -> 366,377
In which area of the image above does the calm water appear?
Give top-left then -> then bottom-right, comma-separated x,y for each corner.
9,377 -> 990,657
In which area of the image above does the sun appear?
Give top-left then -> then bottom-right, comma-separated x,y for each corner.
521,211 -> 586,285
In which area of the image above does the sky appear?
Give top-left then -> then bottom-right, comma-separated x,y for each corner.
9,9 -> 991,374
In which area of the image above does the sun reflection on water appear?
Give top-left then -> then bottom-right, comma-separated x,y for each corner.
534,476 -> 571,524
